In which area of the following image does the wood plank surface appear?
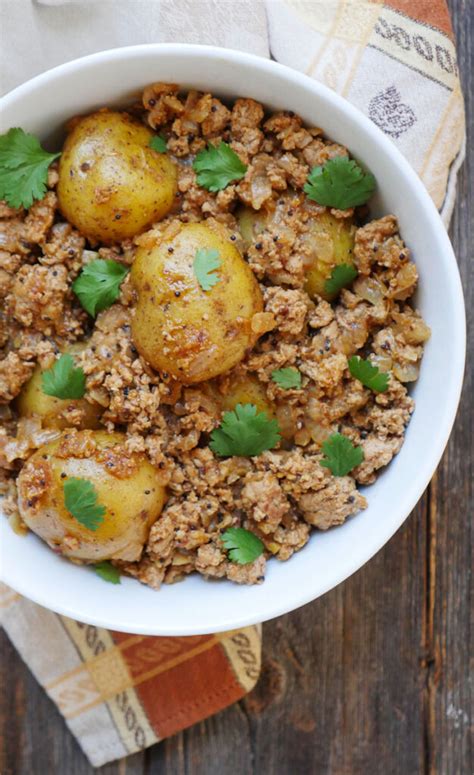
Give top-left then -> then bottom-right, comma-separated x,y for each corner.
1,1 -> 472,773
426,6 -> 473,773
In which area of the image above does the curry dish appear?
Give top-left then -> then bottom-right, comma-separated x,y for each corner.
0,83 -> 430,587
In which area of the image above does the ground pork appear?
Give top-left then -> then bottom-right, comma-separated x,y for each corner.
241,472 -> 291,534
195,544 -> 266,585
353,435 -> 404,485
6,263 -> 84,340
263,287 -> 311,337
299,475 -> 367,529
0,353 -> 35,403
40,221 -> 85,273
23,191 -> 57,243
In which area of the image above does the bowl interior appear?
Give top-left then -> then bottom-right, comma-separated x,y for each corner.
0,45 -> 465,635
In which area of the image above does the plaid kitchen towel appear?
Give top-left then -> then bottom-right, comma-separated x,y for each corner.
0,0 -> 465,768
0,583 -> 261,766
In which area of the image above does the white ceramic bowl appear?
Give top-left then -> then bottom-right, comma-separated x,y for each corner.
0,45 -> 465,635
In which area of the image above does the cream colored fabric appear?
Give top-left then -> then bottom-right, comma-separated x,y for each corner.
266,0 -> 465,221
0,0 -> 465,222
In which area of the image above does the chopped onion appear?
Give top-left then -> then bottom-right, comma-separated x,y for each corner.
250,176 -> 273,209
370,353 -> 393,372
354,276 -> 387,304
393,361 -> 420,382
388,264 -> 418,300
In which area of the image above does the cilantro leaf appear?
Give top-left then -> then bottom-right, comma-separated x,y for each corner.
348,355 -> 389,393
271,367 -> 302,390
320,433 -> 364,477
149,135 -> 167,153
210,403 -> 281,457
324,263 -> 358,296
193,248 -> 221,291
63,478 -> 106,531
0,128 -> 60,209
94,561 -> 121,584
304,157 -> 376,210
221,527 -> 264,565
193,142 -> 247,192
72,259 -> 129,317
41,353 -> 86,399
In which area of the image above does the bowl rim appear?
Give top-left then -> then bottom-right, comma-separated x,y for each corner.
0,43 -> 466,634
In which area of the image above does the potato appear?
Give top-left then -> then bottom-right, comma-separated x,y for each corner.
57,110 -> 177,244
219,374 -> 275,417
206,374 -> 299,442
16,344 -> 102,430
236,203 -> 355,301
131,222 -> 263,383
17,430 -> 166,562
303,212 -> 356,301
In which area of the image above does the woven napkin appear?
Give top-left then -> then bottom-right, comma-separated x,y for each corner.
0,584 -> 261,765
0,0 -> 465,768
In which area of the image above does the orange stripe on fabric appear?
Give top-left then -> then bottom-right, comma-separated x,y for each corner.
121,633 -> 238,686
378,0 -> 454,39
64,633 -> 230,719
111,633 -> 217,681
134,641 -> 246,739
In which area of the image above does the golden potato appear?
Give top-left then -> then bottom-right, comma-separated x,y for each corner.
219,374 -> 275,417
236,202 -> 356,301
303,212 -> 356,301
57,110 -> 177,244
205,374 -> 300,442
131,222 -> 263,383
16,344 -> 102,430
17,430 -> 166,562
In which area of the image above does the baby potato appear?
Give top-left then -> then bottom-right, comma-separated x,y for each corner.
205,374 -> 299,442
16,344 -> 102,430
131,222 -> 263,383
236,201 -> 355,301
16,367 -> 102,430
57,110 -> 177,244
303,212 -> 356,301
219,374 -> 275,418
17,430 -> 166,563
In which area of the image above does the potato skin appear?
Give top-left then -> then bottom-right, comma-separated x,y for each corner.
303,212 -> 356,301
16,345 -> 102,431
57,111 -> 177,244
219,375 -> 275,417
16,367 -> 102,430
205,374 -> 300,442
17,431 -> 166,562
131,222 -> 263,383
236,203 -> 355,301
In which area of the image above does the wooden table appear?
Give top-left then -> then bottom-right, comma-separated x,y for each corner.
1,3 -> 472,773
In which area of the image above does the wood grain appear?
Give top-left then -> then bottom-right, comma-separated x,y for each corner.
425,6 -> 474,773
1,1 -> 472,773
